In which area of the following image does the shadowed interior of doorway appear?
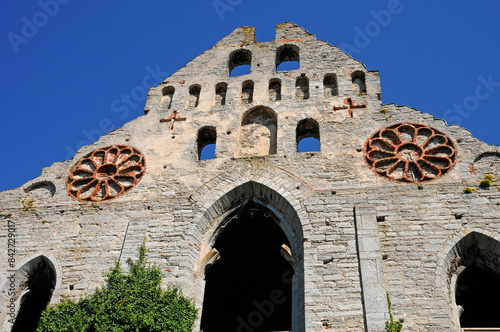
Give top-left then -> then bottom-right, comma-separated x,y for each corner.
12,256 -> 55,332
456,263 -> 500,328
200,204 -> 293,331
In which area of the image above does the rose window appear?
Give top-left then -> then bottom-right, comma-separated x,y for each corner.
66,145 -> 146,202
363,123 -> 457,182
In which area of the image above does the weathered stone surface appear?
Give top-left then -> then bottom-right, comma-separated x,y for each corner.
1,22 -> 499,332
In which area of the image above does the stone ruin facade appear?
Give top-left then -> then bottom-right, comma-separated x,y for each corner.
1,23 -> 500,331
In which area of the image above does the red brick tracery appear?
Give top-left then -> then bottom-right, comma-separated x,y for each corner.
66,145 -> 146,202
363,123 -> 457,183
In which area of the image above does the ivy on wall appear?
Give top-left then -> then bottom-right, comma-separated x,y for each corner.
37,246 -> 197,332
385,292 -> 403,332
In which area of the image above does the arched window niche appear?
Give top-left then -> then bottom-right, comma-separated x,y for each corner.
161,86 -> 175,110
296,118 -> 320,153
195,182 -> 306,332
241,80 -> 254,104
197,126 -> 216,160
188,84 -> 201,108
323,74 -> 338,97
351,71 -> 366,95
276,44 -> 300,71
5,255 -> 58,332
237,106 -> 277,158
229,49 -> 252,77
441,231 -> 500,330
215,83 -> 227,106
269,78 -> 281,101
295,75 -> 309,100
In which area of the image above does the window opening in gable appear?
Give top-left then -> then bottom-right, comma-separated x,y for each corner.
352,71 -> 366,94
295,76 -> 309,100
215,83 -> 227,106
229,49 -> 252,77
276,45 -> 300,71
188,85 -> 201,107
197,126 -> 216,160
269,79 -> 281,101
161,86 -> 175,110
296,118 -> 320,152
238,106 -> 277,157
324,74 -> 338,97
241,80 -> 254,104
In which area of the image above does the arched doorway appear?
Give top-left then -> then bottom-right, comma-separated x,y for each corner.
456,264 -> 500,328
11,255 -> 56,332
440,231 -> 500,330
200,203 -> 294,331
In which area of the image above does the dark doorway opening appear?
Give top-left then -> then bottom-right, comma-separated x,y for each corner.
456,264 -> 500,328
12,257 -> 55,332
200,204 -> 293,331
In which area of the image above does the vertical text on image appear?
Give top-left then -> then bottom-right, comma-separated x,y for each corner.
6,219 -> 17,324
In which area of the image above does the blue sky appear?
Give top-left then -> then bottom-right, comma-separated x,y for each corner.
1,1 -> 499,191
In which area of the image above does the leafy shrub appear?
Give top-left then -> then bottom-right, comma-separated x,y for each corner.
37,246 -> 197,332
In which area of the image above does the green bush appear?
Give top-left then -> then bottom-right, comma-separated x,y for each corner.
37,246 -> 197,332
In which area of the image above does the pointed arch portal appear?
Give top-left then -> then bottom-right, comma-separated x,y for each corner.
11,255 -> 56,332
201,203 -> 293,331
193,180 -> 307,332
439,230 -> 500,330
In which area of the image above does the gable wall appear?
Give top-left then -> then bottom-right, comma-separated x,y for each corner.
0,23 -> 499,331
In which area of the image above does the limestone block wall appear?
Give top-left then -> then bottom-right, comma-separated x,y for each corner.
0,22 -> 499,332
